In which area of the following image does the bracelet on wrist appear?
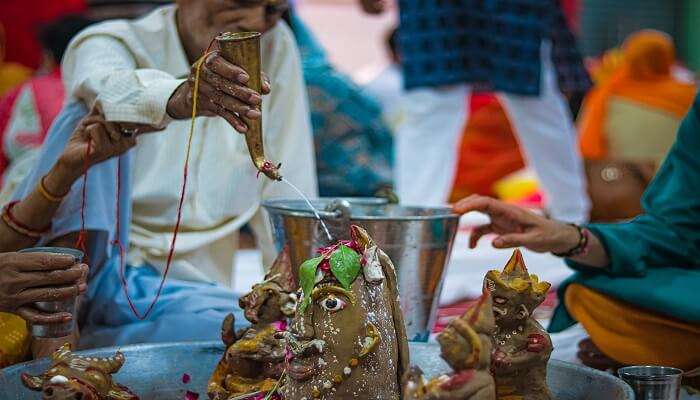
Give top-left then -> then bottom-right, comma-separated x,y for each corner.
1,201 -> 51,239
38,174 -> 70,203
552,224 -> 590,258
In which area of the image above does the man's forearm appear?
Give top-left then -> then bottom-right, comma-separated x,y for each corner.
65,35 -> 182,128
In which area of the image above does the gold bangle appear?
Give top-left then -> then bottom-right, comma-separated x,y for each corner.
37,175 -> 67,203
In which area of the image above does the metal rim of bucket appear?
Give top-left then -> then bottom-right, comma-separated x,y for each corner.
618,366 -> 684,381
262,198 -> 460,222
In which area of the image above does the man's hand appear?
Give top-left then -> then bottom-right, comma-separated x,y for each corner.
0,252 -> 87,325
60,109 -> 135,166
453,195 -> 581,253
47,106 -> 159,196
166,52 -> 271,133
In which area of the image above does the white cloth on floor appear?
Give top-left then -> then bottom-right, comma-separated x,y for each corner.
393,41 -> 590,223
61,5 -> 318,287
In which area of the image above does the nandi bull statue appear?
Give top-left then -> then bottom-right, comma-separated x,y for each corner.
21,343 -> 138,400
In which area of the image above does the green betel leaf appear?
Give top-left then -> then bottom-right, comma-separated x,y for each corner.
298,256 -> 323,313
329,245 -> 361,290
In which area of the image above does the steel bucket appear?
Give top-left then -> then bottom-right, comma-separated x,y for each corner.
262,197 -> 460,341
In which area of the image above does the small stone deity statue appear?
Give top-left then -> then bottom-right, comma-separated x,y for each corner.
403,291 -> 496,400
21,343 -> 138,400
484,249 -> 553,400
207,248 -> 297,400
281,225 -> 409,400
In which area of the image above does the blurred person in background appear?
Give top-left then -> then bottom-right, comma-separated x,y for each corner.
365,28 -> 406,133
578,30 -> 697,222
359,0 -> 591,224
284,11 -> 394,198
449,94 -> 527,203
453,91 -> 700,376
0,0 -> 86,71
0,15 -> 94,203
366,27 -> 540,206
0,25 -> 32,96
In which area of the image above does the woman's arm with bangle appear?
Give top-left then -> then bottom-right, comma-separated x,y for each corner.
0,158 -> 81,252
0,107 -> 157,252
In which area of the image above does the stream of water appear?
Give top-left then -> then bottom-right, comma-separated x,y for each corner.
280,177 -> 333,242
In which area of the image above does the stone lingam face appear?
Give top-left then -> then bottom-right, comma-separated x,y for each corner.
282,225 -> 408,400
483,250 -> 550,329
21,344 -> 137,400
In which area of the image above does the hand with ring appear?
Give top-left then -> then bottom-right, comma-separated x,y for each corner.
165,49 -> 272,133
44,106 -> 158,197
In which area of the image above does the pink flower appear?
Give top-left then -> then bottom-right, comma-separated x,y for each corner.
184,390 -> 199,400
271,320 -> 287,332
181,373 -> 191,384
316,243 -> 338,257
341,239 -> 360,253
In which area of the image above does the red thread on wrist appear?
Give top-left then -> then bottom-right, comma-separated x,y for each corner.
2,201 -> 50,238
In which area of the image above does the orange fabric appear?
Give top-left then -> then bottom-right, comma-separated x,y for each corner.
565,283 -> 700,370
450,94 -> 525,202
578,30 -> 697,159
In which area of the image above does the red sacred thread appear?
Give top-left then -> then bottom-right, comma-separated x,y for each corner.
112,156 -> 137,316
76,43 -> 218,320
75,140 -> 91,259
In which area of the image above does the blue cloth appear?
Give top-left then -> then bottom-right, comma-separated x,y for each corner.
289,13 -> 394,197
549,94 -> 700,332
396,0 -> 590,95
13,102 -> 244,348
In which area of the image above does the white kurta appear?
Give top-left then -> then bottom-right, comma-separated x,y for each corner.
62,6 -> 318,287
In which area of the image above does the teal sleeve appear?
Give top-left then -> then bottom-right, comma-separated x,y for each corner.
567,94 -> 700,276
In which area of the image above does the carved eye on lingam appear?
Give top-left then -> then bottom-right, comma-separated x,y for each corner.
318,294 -> 346,312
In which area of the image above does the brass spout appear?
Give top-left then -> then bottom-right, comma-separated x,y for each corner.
216,32 -> 282,181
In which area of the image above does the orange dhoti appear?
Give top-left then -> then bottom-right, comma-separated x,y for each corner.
565,283 -> 700,370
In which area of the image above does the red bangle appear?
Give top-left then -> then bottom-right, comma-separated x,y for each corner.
1,201 -> 51,239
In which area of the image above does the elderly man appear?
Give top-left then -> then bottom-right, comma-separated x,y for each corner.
14,0 -> 316,348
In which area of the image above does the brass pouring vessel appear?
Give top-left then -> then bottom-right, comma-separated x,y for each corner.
216,32 -> 282,181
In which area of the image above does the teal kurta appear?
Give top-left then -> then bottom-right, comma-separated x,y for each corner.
549,93 -> 700,332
